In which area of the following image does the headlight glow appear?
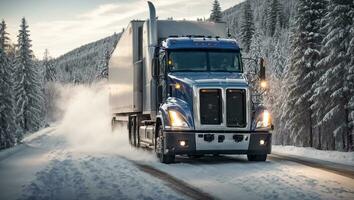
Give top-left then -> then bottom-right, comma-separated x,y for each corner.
168,110 -> 189,128
260,81 -> 267,88
263,110 -> 270,127
256,110 -> 271,128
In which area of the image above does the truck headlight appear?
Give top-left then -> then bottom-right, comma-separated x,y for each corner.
256,110 -> 271,128
168,110 -> 189,128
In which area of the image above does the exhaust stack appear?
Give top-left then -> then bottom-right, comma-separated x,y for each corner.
147,1 -> 157,47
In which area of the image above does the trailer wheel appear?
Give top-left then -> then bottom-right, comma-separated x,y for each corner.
135,116 -> 140,148
247,154 -> 267,161
128,116 -> 136,146
111,117 -> 117,132
156,125 -> 175,164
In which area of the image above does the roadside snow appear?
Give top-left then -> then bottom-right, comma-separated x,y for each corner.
272,145 -> 354,166
21,126 -> 56,144
0,126 -> 55,162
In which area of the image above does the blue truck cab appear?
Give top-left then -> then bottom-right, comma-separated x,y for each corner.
154,37 -> 271,163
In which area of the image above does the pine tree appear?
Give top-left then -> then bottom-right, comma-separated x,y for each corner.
286,0 -> 327,147
261,0 -> 269,35
267,0 -> 284,37
98,47 -> 110,79
0,46 -> 16,149
14,18 -> 43,137
43,49 -> 55,82
311,0 -> 353,150
0,19 -> 10,51
347,5 -> 354,151
240,0 -> 255,53
210,0 -> 223,22
0,19 -> 17,148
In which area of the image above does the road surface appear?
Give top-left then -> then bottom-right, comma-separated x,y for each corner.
0,127 -> 353,200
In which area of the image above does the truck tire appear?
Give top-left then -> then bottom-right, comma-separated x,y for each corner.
128,116 -> 136,146
156,125 -> 175,164
247,154 -> 267,161
135,116 -> 140,148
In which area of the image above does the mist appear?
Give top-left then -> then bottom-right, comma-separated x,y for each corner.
52,82 -> 156,162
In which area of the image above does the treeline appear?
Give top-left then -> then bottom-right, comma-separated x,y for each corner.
0,18 -> 119,150
0,18 -> 45,149
54,33 -> 120,84
219,0 -> 354,151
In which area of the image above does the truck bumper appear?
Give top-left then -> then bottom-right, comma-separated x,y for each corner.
163,130 -> 271,155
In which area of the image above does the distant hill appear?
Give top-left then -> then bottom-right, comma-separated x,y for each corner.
54,33 -> 121,83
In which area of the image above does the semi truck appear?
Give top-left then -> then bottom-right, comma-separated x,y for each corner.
109,1 -> 273,163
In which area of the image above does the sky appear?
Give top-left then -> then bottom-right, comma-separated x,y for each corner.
0,0 -> 243,58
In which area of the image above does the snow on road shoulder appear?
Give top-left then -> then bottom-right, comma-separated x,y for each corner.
21,125 -> 56,144
0,126 -> 56,161
272,145 -> 354,166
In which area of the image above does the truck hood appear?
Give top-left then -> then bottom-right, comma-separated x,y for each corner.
168,72 -> 248,87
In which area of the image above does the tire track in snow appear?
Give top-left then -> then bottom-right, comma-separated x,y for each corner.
269,154 -> 354,179
130,161 -> 215,200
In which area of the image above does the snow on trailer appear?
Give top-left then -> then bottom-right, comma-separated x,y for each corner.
109,1 -> 272,164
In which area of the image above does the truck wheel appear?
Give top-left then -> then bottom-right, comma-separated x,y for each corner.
156,125 -> 175,164
247,154 -> 267,161
135,116 -> 140,148
111,118 -> 117,132
128,116 -> 136,146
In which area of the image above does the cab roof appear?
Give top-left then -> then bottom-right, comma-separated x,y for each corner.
162,37 -> 240,50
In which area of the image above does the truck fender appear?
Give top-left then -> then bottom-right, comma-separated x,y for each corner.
158,97 -> 194,130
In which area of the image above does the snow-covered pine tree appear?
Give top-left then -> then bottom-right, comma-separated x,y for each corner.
14,18 -> 44,137
0,45 -> 16,149
347,5 -> 354,151
313,0 -> 353,151
43,49 -> 55,82
240,0 -> 255,53
0,20 -> 17,147
0,19 -> 10,51
210,0 -> 223,22
98,47 -> 110,79
266,0 -> 284,37
261,0 -> 269,35
286,0 -> 327,147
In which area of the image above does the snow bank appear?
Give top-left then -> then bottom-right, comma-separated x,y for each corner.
54,82 -> 156,162
272,145 -> 354,166
21,126 -> 56,144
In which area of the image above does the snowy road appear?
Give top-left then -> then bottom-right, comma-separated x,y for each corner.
1,127 -> 354,200
1,84 -> 353,200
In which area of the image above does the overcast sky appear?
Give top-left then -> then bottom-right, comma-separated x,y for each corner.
0,0 -> 243,58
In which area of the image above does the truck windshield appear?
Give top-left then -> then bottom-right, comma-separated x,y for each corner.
168,50 -> 242,72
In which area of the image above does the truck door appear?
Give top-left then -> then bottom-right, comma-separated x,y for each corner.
157,53 -> 167,106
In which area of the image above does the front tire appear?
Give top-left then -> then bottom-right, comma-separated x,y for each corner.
155,125 -> 175,164
247,154 -> 267,161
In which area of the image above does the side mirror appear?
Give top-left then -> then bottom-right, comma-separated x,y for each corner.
259,58 -> 266,81
152,57 -> 159,78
